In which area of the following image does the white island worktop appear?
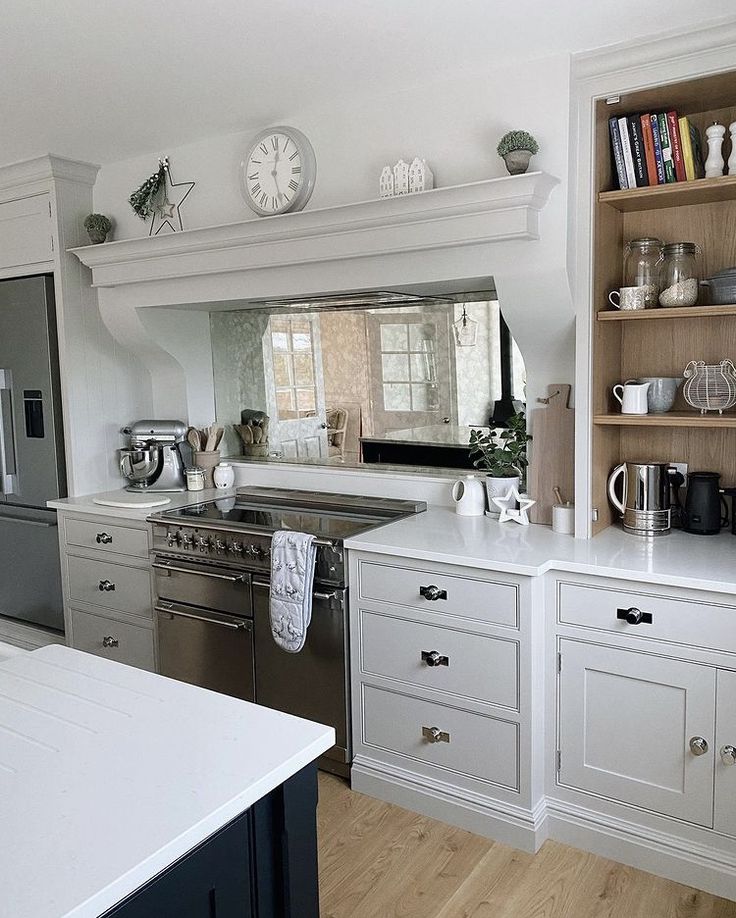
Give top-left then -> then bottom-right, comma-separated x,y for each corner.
345,506 -> 736,596
0,645 -> 334,918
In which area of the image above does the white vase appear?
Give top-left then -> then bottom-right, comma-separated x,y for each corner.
213,462 -> 235,489
485,475 -> 520,515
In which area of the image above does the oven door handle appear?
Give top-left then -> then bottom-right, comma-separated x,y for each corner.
252,580 -> 336,601
155,603 -> 252,631
152,561 -> 247,583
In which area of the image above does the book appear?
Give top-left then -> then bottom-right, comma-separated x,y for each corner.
658,113 -> 676,183
679,116 -> 695,181
689,122 -> 705,178
618,116 -> 637,188
609,117 -> 628,189
667,111 -> 686,182
641,114 -> 659,185
628,116 -> 649,186
650,113 -> 666,184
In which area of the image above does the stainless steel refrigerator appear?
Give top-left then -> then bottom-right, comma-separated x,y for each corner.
0,275 -> 66,631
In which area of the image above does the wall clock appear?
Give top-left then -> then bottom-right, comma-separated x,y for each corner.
240,126 -> 316,217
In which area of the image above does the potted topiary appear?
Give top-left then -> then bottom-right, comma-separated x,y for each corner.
469,411 -> 532,512
83,213 -> 113,244
497,130 -> 539,175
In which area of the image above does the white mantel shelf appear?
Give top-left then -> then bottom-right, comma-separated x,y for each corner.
70,172 -> 558,293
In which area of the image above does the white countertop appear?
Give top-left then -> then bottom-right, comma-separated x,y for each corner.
0,645 -> 334,918
48,487 -> 236,520
345,507 -> 736,596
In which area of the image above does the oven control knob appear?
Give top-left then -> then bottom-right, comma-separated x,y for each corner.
198,536 -> 212,552
166,532 -> 181,548
182,533 -> 193,549
247,544 -> 259,557
231,541 -> 244,554
215,538 -> 227,553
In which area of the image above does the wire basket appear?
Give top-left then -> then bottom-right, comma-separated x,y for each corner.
683,359 -> 736,414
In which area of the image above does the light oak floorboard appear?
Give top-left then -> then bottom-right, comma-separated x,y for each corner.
317,774 -> 736,918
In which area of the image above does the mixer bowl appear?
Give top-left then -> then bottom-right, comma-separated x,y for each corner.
120,445 -> 161,488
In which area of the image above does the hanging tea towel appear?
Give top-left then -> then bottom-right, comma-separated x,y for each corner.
270,530 -> 318,653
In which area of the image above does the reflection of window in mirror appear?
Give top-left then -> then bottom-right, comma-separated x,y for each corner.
210,296 -> 525,472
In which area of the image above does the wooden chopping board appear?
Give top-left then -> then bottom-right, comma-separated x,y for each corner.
528,384 -> 574,525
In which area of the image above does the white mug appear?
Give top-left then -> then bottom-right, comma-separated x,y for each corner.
613,380 -> 650,414
608,286 -> 649,311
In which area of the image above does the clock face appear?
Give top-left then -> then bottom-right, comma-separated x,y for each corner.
241,126 -> 316,217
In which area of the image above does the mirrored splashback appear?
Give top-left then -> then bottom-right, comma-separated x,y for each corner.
210,295 -> 525,473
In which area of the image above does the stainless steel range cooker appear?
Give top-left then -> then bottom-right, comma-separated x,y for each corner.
149,486 -> 425,776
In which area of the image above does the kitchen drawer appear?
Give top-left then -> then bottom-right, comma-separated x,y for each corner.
67,555 -> 153,619
361,684 -> 519,790
64,517 -> 149,559
358,560 -> 518,628
558,580 -> 736,654
68,608 -> 155,672
360,609 -> 518,709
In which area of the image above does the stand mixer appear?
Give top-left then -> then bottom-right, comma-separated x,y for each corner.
120,420 -> 189,492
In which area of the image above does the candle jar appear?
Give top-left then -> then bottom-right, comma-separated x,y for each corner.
659,242 -> 701,307
623,237 -> 663,309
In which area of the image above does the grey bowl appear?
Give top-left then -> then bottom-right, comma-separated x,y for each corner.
637,377 -> 683,413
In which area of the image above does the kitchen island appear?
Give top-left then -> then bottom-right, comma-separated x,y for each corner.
0,645 -> 334,918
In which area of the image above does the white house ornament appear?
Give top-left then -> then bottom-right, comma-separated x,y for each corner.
408,158 -> 434,193
393,159 -> 410,195
704,123 -> 726,179
379,166 -> 394,198
491,486 -> 536,525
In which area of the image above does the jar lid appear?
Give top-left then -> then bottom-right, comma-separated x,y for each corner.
663,242 -> 698,255
186,466 -> 204,473
627,237 -> 664,251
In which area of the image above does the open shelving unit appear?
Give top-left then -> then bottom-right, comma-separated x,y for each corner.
591,69 -> 736,533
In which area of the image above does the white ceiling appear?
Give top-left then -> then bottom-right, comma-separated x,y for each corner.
0,0 -> 730,167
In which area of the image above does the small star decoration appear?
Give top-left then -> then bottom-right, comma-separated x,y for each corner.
492,486 -> 536,525
149,159 -> 195,236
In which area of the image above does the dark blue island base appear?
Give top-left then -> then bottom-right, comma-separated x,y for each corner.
103,764 -> 320,918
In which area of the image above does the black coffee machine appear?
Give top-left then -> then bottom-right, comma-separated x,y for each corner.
681,471 -> 729,535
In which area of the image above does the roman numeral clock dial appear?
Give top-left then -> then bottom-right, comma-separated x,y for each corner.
240,126 -> 316,217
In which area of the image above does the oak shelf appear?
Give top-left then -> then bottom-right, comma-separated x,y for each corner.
597,304 -> 736,321
594,412 -> 736,429
598,175 -> 736,213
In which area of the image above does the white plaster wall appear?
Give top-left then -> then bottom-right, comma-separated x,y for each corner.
92,53 -> 574,457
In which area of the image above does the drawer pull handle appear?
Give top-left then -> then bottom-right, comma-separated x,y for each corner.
98,580 -> 116,592
421,650 -> 449,667
422,726 -> 450,744
689,736 -> 709,756
721,745 -> 736,766
617,606 -> 652,625
102,635 -> 119,648
96,532 -> 113,544
420,584 -> 447,602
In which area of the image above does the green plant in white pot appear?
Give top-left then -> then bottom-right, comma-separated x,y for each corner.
469,411 -> 531,513
497,130 -> 539,175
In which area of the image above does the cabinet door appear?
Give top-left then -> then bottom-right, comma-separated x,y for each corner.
715,669 -> 736,836
559,640 -> 716,826
0,195 -> 53,271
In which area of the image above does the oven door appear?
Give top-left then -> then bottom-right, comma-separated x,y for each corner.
156,600 -> 255,702
253,578 -> 349,775
152,555 -> 252,617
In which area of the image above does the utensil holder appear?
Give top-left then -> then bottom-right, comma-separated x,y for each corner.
192,450 -> 220,488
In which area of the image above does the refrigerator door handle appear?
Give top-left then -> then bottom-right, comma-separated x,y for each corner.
0,370 -> 17,496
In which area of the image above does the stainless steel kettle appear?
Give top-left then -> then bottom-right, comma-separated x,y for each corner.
607,461 -> 678,536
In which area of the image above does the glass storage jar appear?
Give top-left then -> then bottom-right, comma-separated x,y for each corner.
623,237 -> 663,309
659,242 -> 701,307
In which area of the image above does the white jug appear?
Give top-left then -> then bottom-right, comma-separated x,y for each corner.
451,475 -> 486,516
612,380 -> 650,415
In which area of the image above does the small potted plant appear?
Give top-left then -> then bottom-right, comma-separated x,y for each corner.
469,411 -> 531,512
83,213 -> 113,244
497,130 -> 539,175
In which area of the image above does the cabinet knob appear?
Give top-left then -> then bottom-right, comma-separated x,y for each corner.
102,635 -> 119,648
421,650 -> 449,667
689,736 -> 709,756
96,532 -> 112,544
419,584 -> 447,602
617,606 -> 652,625
721,745 -> 736,766
422,725 -> 450,744
98,580 -> 116,592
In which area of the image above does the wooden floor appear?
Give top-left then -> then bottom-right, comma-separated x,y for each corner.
317,773 -> 736,918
